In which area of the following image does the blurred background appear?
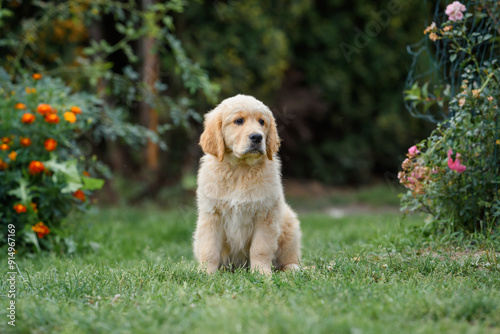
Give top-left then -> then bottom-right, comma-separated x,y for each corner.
0,0 -> 436,206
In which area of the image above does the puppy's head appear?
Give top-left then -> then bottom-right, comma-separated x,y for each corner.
199,95 -> 280,162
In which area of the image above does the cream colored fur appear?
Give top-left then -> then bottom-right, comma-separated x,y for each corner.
193,94 -> 302,274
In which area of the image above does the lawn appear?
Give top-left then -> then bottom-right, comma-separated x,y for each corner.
2,202 -> 500,334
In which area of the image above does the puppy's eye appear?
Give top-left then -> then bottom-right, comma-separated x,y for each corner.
259,119 -> 265,126
234,118 -> 244,125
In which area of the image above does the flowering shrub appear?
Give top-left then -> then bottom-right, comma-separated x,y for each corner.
0,69 -> 158,252
401,1 -> 499,234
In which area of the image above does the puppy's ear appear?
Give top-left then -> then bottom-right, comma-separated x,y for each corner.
199,109 -> 225,161
266,114 -> 281,160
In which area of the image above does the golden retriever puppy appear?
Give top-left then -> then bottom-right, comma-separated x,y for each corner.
193,94 -> 302,274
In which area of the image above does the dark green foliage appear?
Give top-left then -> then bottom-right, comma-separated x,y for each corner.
0,0 -> 440,186
178,0 -> 435,184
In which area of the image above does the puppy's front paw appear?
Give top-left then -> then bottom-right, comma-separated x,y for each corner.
200,262 -> 219,274
251,263 -> 272,275
282,263 -> 300,272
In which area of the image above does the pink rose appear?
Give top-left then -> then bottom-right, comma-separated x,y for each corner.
447,149 -> 467,173
408,145 -> 420,157
445,1 -> 466,21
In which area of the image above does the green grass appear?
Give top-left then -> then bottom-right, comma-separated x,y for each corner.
2,207 -> 500,334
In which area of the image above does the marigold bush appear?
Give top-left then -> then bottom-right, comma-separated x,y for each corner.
0,69 -> 158,252
401,1 -> 499,235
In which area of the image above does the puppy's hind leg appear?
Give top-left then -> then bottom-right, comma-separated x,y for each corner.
275,206 -> 302,271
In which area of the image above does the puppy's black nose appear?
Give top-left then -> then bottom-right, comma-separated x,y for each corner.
249,133 -> 263,143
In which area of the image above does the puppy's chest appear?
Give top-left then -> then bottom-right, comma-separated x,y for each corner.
218,200 -> 272,254
213,175 -> 276,203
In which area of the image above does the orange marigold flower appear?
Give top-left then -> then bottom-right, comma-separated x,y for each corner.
32,73 -> 42,80
29,161 -> 45,174
32,222 -> 50,238
14,103 -> 26,110
13,203 -> 27,213
0,158 -> 7,170
44,138 -> 57,151
1,137 -> 10,143
37,103 -> 52,116
8,151 -> 17,161
0,144 -> 9,151
45,114 -> 60,124
83,171 -> 91,177
64,111 -> 77,123
21,113 -> 36,124
25,87 -> 36,94
70,106 -> 82,114
73,189 -> 86,202
20,137 -> 32,147
30,202 -> 38,213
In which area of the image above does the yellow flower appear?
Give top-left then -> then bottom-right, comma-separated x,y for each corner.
496,139 -> 500,145
64,111 -> 77,123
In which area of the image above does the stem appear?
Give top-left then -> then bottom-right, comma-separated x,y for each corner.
483,0 -> 500,35
478,71 -> 497,93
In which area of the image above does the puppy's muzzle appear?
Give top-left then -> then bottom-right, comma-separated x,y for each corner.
245,133 -> 264,155
249,133 -> 263,144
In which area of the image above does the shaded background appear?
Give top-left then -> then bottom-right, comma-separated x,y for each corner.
0,0 -> 435,203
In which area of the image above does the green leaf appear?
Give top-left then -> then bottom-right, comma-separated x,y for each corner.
44,157 -> 83,193
62,181 -> 85,194
422,82 -> 429,99
82,177 -> 105,191
64,237 -> 77,254
23,230 -> 41,253
7,178 -> 32,203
